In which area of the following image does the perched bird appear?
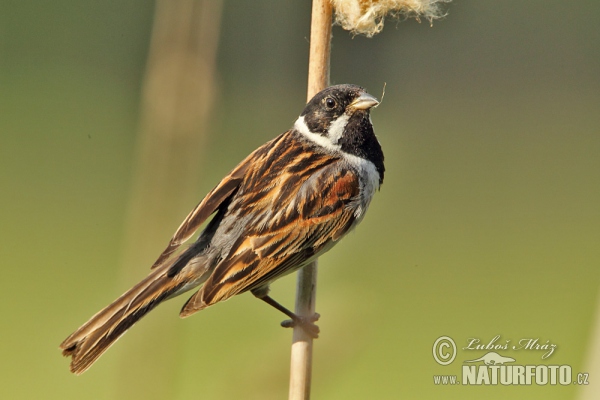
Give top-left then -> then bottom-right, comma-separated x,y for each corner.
60,84 -> 385,374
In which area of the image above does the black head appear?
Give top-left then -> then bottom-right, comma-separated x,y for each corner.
300,84 -> 378,136
295,84 -> 385,183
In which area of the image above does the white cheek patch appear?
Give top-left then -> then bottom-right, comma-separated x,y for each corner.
293,116 -> 341,152
326,113 -> 350,145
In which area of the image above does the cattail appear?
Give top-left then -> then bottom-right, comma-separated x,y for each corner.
331,0 -> 450,37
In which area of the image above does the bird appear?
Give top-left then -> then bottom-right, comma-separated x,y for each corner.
60,83 -> 385,374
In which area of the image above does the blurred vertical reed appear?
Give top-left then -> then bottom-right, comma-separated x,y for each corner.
578,295 -> 600,399
115,1 -> 222,399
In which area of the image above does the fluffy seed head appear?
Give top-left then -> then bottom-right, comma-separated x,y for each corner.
331,0 -> 450,37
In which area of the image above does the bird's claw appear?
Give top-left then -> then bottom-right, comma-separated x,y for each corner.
280,313 -> 320,338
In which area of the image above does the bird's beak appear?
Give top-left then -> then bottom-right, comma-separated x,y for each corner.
350,92 -> 379,110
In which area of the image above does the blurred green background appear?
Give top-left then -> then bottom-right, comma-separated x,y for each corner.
2,1 -> 599,399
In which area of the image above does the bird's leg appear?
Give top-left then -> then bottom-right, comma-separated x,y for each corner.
252,291 -> 320,338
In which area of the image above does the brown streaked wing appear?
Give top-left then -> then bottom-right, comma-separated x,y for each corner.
180,163 -> 361,315
151,133 -> 288,269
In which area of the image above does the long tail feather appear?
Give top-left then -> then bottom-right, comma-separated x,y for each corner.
59,265 -> 193,374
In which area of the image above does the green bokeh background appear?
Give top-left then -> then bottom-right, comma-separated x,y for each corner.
2,1 -> 599,399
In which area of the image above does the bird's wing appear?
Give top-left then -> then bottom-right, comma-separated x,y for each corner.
151,134 -> 287,269
180,150 -> 361,316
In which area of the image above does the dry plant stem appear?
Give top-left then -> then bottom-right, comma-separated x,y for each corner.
288,1 -> 332,399
289,262 -> 319,400
306,0 -> 332,101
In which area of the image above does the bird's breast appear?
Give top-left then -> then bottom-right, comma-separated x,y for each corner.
344,154 -> 380,220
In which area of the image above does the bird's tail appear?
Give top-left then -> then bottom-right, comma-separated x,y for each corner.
59,264 -> 197,374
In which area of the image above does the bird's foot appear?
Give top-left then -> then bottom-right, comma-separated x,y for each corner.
281,313 -> 320,338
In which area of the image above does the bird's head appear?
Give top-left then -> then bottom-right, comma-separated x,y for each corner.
293,83 -> 384,184
297,84 -> 379,147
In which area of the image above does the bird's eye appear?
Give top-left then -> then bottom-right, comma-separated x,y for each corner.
325,97 -> 336,109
